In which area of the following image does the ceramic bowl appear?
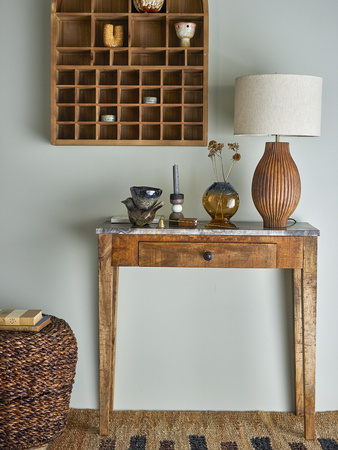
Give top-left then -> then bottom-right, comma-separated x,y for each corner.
143,96 -> 157,104
101,115 -> 116,122
133,0 -> 164,13
130,186 -> 162,210
175,22 -> 196,47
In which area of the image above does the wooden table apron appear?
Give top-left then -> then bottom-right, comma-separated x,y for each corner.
97,222 -> 319,439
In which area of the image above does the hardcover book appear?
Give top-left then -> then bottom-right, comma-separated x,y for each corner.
0,315 -> 51,332
0,309 -> 42,325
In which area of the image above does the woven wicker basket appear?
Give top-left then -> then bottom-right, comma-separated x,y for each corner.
0,316 -> 77,449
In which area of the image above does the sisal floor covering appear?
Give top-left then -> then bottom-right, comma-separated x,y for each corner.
36,409 -> 338,450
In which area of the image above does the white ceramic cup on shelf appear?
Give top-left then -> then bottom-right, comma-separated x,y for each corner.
101,115 -> 116,122
175,22 -> 196,47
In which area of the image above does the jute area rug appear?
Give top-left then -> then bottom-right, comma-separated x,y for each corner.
42,409 -> 337,450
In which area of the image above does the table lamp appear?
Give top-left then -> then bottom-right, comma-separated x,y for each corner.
234,74 -> 322,228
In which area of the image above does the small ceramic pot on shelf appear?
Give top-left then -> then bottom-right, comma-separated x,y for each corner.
103,24 -> 123,48
133,0 -> 164,13
175,22 -> 196,47
101,115 -> 116,122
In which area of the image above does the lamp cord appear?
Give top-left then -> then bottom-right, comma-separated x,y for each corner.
287,218 -> 297,227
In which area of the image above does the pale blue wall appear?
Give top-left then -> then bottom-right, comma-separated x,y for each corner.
0,0 -> 337,411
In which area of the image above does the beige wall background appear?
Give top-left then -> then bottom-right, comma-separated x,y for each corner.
1,0 -> 337,412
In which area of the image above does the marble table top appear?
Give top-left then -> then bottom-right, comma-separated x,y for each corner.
96,221 -> 319,237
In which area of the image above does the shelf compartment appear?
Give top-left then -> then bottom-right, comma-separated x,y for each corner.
112,50 -> 129,65
142,106 -> 161,122
120,106 -> 139,122
99,106 -> 118,120
184,106 -> 203,122
142,125 -> 161,140
120,124 -> 140,140
78,124 -> 96,139
163,88 -> 182,104
57,87 -> 75,103
56,16 -> 91,47
120,88 -> 139,104
141,70 -> 161,86
78,70 -> 96,85
131,17 -> 166,47
57,70 -> 75,85
94,50 -> 110,65
77,88 -> 96,103
163,106 -> 182,122
94,18 -> 128,47
163,70 -> 182,85
184,124 -> 203,140
99,88 -> 118,103
184,88 -> 203,104
57,106 -> 75,121
56,0 -> 92,12
99,124 -> 118,139
142,88 -> 161,103
57,124 -> 75,139
94,0 -> 129,13
163,124 -> 182,140
168,0 -> 203,13
120,70 -> 140,86
78,106 -> 96,121
99,70 -> 118,85
187,49 -> 203,66
131,51 -> 166,66
168,50 -> 185,66
184,70 -> 203,86
57,50 -> 91,65
168,18 -> 204,48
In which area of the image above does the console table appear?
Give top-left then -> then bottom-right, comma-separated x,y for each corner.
96,221 -> 319,439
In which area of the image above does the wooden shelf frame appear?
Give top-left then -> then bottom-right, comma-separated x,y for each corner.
51,0 -> 209,145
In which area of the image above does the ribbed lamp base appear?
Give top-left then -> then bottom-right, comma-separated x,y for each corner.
252,142 -> 301,228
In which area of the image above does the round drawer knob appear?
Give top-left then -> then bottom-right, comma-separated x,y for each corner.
203,251 -> 213,261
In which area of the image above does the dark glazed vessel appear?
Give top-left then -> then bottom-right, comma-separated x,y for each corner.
130,186 -> 162,210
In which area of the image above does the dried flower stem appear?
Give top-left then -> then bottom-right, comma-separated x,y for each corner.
212,155 -> 219,182
225,159 -> 235,182
219,153 -> 227,182
207,140 -> 241,183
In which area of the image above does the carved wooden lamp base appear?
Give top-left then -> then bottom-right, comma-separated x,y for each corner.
252,142 -> 301,229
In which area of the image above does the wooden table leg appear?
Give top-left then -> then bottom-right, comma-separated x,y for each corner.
110,266 -> 119,412
302,237 -> 318,440
98,234 -> 113,435
293,268 -> 304,416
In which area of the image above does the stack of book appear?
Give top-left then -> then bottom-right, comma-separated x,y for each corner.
0,309 -> 51,332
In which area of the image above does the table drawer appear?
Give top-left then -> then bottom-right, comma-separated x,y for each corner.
139,242 -> 277,268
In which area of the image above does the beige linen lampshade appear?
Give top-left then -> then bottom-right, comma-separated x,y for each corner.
234,74 -> 322,137
234,74 -> 323,228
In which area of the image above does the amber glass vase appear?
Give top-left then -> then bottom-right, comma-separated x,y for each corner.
202,181 -> 239,228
